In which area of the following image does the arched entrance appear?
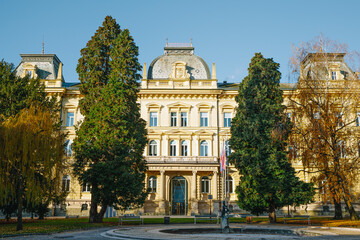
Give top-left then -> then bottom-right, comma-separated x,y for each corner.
170,176 -> 188,215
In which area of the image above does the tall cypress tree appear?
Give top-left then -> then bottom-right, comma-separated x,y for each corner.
229,53 -> 314,223
73,16 -> 147,223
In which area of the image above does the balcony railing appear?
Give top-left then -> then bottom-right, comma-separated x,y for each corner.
146,156 -> 218,164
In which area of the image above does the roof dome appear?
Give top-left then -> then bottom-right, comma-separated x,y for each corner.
148,43 -> 211,80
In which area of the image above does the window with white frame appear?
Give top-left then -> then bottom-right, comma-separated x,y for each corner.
62,175 -> 70,192
149,112 -> 158,127
170,140 -> 177,156
331,71 -> 337,80
181,140 -> 188,156
181,112 -> 187,127
148,176 -> 157,193
149,140 -> 157,156
200,140 -> 208,156
170,112 -> 177,127
26,70 -> 32,78
336,112 -> 343,127
82,182 -> 91,192
66,112 -> 75,127
65,140 -> 73,156
226,176 -> 233,193
200,112 -> 208,127
201,176 -> 210,193
224,112 -> 231,127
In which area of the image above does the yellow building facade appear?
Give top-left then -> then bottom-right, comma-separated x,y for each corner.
14,44 -> 359,216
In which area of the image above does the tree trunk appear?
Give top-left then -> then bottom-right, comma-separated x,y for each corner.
333,198 -> 343,220
16,179 -> 23,231
343,195 -> 359,220
268,203 -> 277,223
89,196 -> 99,223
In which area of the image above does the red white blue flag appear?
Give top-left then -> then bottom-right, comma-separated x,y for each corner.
220,146 -> 226,172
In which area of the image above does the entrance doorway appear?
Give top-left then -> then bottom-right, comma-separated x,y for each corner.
170,176 -> 187,215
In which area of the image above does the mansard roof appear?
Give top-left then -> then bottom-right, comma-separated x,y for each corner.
148,43 -> 211,80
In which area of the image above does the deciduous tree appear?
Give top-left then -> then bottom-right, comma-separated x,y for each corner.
289,35 -> 360,220
0,106 -> 65,230
230,53 -> 314,223
73,16 -> 147,223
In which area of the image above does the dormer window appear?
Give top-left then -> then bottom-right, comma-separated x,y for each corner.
26,70 -> 32,78
331,71 -> 337,80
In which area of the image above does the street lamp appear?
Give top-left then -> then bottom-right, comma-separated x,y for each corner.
208,173 -> 213,217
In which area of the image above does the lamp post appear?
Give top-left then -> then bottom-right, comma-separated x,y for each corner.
208,173 -> 213,217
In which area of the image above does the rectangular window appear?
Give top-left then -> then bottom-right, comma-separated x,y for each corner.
170,112 -> 177,127
181,112 -> 187,127
149,112 -> 158,127
26,70 -> 32,78
331,71 -> 337,80
356,113 -> 360,127
200,112 -> 208,127
224,112 -> 231,127
66,112 -> 74,127
82,183 -> 91,192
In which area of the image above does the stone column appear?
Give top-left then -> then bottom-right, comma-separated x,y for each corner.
212,171 -> 218,200
157,170 -> 166,214
191,170 -> 198,215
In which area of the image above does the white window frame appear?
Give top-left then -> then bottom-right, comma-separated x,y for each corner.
224,112 -> 232,127
149,140 -> 157,156
66,112 -> 75,127
170,112 -> 177,127
201,176 -> 210,193
149,112 -> 158,127
181,140 -> 188,156
181,112 -> 187,127
62,175 -> 70,192
170,140 -> 177,156
148,176 -> 157,193
65,140 -> 73,156
82,182 -> 91,192
200,112 -> 209,127
331,71 -> 337,80
200,140 -> 208,156
226,176 -> 234,194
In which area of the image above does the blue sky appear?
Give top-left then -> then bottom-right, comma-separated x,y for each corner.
1,0 -> 360,83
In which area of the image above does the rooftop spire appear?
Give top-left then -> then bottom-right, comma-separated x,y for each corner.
42,34 -> 44,54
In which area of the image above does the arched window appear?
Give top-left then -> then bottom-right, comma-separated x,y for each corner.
225,140 -> 231,157
65,140 -> 73,156
170,140 -> 176,156
201,176 -> 210,193
200,140 -> 208,156
148,176 -> 157,193
226,176 -> 233,194
149,140 -> 157,156
181,140 -> 188,156
62,175 -> 70,192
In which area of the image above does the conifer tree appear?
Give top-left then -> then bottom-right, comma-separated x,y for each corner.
229,53 -> 314,223
73,16 -> 147,223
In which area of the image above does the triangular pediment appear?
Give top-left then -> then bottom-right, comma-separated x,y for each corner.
166,129 -> 193,135
167,102 -> 192,109
194,130 -> 214,136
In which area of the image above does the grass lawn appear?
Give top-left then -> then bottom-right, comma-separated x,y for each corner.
1,216 -> 359,236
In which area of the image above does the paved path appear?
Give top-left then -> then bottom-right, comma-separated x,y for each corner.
4,224 -> 360,240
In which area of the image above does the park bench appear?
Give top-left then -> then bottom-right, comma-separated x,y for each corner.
119,214 -> 143,225
194,215 -> 219,224
283,215 -> 311,225
65,215 -> 79,218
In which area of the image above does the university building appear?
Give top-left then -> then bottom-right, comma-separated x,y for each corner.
15,43 -> 359,216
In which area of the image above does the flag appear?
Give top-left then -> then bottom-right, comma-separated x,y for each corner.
220,145 -> 226,172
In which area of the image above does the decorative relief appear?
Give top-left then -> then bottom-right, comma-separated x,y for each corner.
169,61 -> 190,80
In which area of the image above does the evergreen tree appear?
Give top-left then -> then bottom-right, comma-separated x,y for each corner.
229,53 -> 314,223
73,16 -> 147,223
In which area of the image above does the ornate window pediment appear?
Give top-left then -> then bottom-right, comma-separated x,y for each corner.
169,61 -> 190,80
